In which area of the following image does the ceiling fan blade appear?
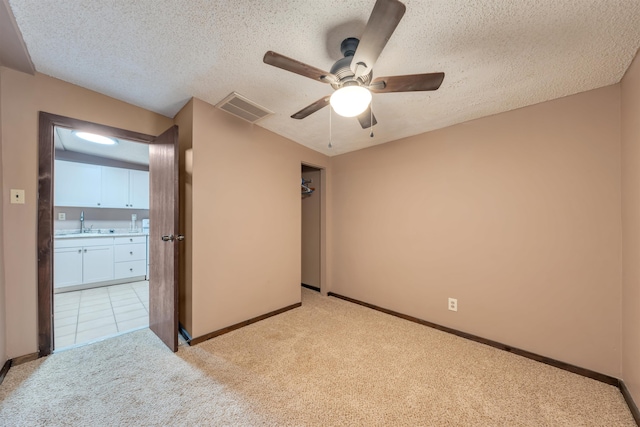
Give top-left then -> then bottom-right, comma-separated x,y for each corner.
350,0 -> 406,79
357,107 -> 378,129
291,96 -> 331,119
370,72 -> 445,93
264,51 -> 337,84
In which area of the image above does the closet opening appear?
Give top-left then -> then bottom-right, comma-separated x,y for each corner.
301,164 -> 322,293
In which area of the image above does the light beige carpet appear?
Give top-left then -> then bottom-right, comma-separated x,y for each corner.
0,289 -> 635,426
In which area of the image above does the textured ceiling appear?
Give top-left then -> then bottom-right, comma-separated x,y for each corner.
8,0 -> 640,156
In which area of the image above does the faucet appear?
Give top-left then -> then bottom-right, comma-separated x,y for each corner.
80,210 -> 85,233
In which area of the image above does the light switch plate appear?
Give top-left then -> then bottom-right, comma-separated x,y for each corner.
58,212 -> 66,220
10,189 -> 25,204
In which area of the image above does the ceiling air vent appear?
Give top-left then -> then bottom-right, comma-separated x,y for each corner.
215,92 -> 274,124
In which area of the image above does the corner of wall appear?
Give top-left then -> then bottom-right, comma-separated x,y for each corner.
187,97 -> 331,338
620,46 -> 640,409
0,65 -> 8,366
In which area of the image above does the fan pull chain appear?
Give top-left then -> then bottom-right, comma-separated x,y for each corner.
370,96 -> 374,138
328,104 -> 333,149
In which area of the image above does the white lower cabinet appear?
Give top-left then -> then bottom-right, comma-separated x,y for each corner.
54,239 -> 114,290
54,235 -> 148,291
82,246 -> 115,283
114,236 -> 147,280
115,260 -> 147,279
53,247 -> 83,288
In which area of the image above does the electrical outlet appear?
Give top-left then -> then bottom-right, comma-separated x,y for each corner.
10,189 -> 25,204
448,298 -> 458,312
58,212 -> 66,220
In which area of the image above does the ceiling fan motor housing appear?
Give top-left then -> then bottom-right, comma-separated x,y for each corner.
262,0 -> 444,125
329,38 -> 372,90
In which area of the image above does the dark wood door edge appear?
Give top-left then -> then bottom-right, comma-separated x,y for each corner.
301,283 -> 320,292
327,292 -> 619,386
619,380 -> 640,425
0,359 -> 11,385
189,302 -> 301,346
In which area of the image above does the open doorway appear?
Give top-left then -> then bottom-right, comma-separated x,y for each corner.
38,112 -> 180,356
52,126 -> 151,350
301,164 -> 321,293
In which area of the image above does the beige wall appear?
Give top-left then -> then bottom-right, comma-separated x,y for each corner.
0,67 -> 173,357
174,99 -> 193,334
0,66 -> 6,365
332,85 -> 622,377
189,98 -> 330,338
0,57 -> 631,390
0,67 -> 331,353
302,169 -> 321,288
621,50 -> 640,404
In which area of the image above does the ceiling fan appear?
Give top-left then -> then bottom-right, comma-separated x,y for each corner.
263,0 -> 445,129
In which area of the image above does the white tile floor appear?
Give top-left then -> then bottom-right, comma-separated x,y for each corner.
54,280 -> 149,350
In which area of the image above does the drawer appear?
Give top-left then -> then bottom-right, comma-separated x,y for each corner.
114,260 -> 146,279
114,235 -> 146,245
114,243 -> 146,262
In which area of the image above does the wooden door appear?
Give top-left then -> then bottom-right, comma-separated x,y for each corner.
148,126 -> 179,351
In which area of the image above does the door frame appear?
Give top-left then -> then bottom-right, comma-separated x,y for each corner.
37,112 -> 157,356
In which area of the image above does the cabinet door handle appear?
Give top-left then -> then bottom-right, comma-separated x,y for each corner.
78,249 -> 82,253
130,251 -> 133,255
83,249 -> 87,253
129,268 -> 133,272
97,203 -> 101,206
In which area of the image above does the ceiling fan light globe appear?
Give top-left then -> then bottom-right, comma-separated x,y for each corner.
330,86 -> 372,117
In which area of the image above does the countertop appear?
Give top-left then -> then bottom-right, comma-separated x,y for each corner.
54,231 -> 148,239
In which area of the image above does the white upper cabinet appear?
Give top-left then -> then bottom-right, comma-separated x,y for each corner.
100,166 -> 130,208
54,160 -> 102,207
128,170 -> 150,209
55,161 -> 149,210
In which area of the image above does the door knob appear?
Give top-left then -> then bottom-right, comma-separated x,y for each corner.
161,235 -> 174,242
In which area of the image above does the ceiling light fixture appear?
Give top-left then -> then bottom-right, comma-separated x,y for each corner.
329,85 -> 372,117
73,131 -> 118,145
